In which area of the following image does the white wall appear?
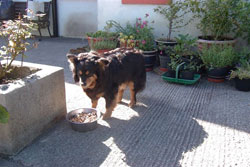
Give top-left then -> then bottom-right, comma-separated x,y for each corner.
97,0 -> 201,39
57,0 -> 97,38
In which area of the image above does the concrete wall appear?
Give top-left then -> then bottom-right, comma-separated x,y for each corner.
97,0 -> 201,39
57,0 -> 97,38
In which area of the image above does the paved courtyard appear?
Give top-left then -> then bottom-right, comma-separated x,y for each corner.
0,37 -> 250,167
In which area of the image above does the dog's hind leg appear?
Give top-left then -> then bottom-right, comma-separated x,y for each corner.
117,83 -> 127,103
128,82 -> 136,108
117,89 -> 125,103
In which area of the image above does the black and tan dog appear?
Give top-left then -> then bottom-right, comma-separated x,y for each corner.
67,48 -> 146,119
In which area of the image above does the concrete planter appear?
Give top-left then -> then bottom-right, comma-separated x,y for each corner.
0,61 -> 67,155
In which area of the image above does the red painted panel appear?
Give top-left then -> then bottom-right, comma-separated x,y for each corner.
122,0 -> 171,5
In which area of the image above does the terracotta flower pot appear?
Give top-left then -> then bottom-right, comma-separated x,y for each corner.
197,36 -> 236,51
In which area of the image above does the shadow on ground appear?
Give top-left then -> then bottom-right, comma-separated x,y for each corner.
12,77 -> 208,167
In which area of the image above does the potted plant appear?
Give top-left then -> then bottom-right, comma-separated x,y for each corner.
135,15 -> 157,72
0,12 -> 66,155
157,44 -> 172,71
106,14 -> 157,71
85,31 -> 118,53
166,34 -> 202,77
154,1 -> 191,47
105,20 -> 140,48
167,57 -> 179,78
230,50 -> 250,91
200,45 -> 237,82
186,0 -> 250,50
180,61 -> 200,80
230,61 -> 250,91
90,38 -> 118,54
157,34 -> 197,73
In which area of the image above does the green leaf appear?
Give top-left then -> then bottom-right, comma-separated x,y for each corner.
0,105 -> 9,124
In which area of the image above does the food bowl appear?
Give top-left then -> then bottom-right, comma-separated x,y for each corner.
66,108 -> 101,132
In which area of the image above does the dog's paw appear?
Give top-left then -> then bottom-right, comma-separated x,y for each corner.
128,102 -> 136,108
102,113 -> 112,120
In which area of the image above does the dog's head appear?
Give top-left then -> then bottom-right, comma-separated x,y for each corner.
67,52 -> 109,89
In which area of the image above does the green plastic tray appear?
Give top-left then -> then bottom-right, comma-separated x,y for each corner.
161,62 -> 201,85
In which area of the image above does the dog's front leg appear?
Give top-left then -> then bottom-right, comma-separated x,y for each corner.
91,98 -> 99,108
102,97 -> 117,119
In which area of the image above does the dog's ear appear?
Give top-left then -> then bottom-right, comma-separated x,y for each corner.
67,54 -> 79,83
97,58 -> 109,70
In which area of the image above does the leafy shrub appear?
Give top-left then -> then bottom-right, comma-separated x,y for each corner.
0,11 -> 38,81
230,61 -> 250,80
200,45 -> 237,69
186,0 -> 250,42
173,34 -> 197,57
105,14 -> 155,51
86,31 -> 118,38
154,1 -> 191,41
90,39 -> 118,51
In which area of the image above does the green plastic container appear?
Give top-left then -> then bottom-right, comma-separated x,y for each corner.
161,62 -> 201,85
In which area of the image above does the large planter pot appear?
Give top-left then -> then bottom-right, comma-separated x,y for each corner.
197,36 -> 236,51
142,50 -> 157,72
235,78 -> 250,92
155,38 -> 177,47
207,67 -> 231,82
0,61 -> 67,155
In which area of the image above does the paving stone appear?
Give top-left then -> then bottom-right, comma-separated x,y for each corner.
1,37 -> 250,167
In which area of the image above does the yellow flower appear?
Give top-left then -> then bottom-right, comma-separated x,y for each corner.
130,35 -> 134,39
120,39 -> 125,43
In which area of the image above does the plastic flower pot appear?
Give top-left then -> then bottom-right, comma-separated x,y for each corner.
180,71 -> 195,80
142,50 -> 157,72
159,55 -> 171,71
235,78 -> 250,92
207,67 -> 231,82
